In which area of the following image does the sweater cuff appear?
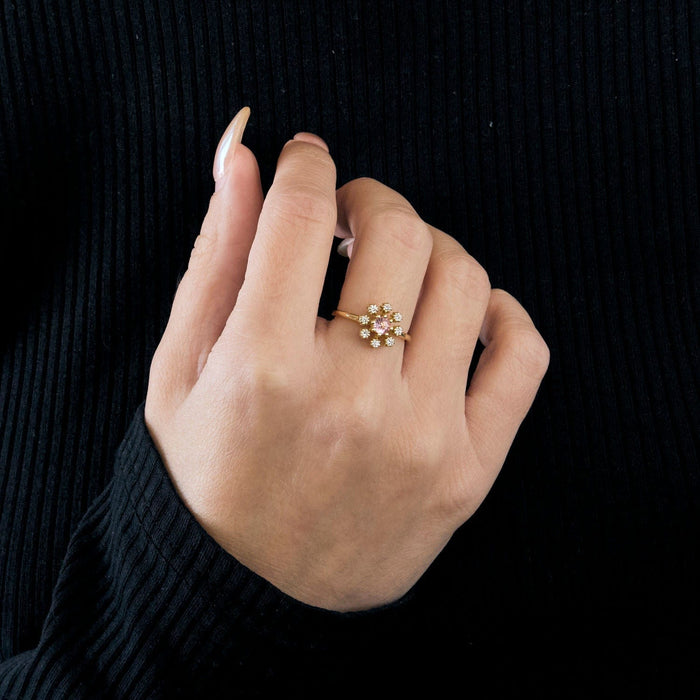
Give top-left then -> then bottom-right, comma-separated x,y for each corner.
111,403 -> 415,690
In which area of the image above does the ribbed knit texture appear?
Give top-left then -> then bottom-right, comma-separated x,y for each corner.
0,1 -> 698,697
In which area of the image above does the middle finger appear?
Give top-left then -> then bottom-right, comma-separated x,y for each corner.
232,137 -> 337,348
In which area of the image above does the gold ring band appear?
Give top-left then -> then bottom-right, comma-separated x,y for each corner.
332,302 -> 411,347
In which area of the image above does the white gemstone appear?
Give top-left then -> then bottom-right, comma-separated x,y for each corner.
368,304 -> 379,314
393,326 -> 403,335
382,303 -> 392,312
385,336 -> 395,346
360,328 -> 370,338
392,312 -> 402,322
370,338 -> 381,348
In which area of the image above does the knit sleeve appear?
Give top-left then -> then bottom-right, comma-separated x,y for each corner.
0,404 -> 414,698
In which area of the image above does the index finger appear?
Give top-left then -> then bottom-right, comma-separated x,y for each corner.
231,135 -> 337,348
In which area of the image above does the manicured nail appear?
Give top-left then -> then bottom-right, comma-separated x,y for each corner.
337,237 -> 354,258
213,105 -> 251,191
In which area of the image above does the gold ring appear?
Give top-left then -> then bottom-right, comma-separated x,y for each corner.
332,302 -> 411,347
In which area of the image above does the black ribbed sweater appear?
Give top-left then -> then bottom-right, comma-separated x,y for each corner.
1,1 -> 698,697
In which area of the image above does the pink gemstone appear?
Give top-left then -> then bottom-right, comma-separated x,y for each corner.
372,316 -> 391,335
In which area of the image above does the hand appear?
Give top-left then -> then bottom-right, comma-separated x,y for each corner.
145,114 -> 550,612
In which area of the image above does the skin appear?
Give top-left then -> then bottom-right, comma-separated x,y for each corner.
144,130 -> 550,613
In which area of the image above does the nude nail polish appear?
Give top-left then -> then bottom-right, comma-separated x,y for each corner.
337,237 -> 354,258
213,105 -> 251,191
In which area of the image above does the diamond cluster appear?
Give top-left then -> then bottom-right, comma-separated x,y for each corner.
358,302 -> 406,348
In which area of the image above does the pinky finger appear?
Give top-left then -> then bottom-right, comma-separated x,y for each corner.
464,288 -> 550,477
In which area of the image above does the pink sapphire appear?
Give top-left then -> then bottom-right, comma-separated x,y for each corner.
372,316 -> 391,335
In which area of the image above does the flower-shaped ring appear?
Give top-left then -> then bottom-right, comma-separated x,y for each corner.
332,302 -> 411,348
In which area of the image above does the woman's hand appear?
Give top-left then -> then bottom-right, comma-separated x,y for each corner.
145,110 -> 550,612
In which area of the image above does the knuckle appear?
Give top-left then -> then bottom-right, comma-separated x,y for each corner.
342,387 -> 385,437
373,206 -> 432,254
486,288 -> 550,378
221,359 -> 301,421
268,184 -> 337,229
436,250 -> 491,303
489,287 -> 513,306
244,360 -> 295,395
437,483 -> 471,521
338,176 -> 381,197
213,348 -> 293,399
510,329 -> 551,379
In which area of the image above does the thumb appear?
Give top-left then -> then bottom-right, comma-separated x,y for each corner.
152,106 -> 264,402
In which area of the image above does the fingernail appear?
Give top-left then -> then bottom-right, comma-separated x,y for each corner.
292,132 -> 329,152
213,105 -> 251,191
336,237 -> 354,258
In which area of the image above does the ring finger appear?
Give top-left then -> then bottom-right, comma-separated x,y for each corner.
328,177 -> 433,372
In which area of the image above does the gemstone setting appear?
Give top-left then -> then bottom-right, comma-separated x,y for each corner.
349,302 -> 408,348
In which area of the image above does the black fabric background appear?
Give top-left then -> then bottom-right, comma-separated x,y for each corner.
1,1 -> 699,696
